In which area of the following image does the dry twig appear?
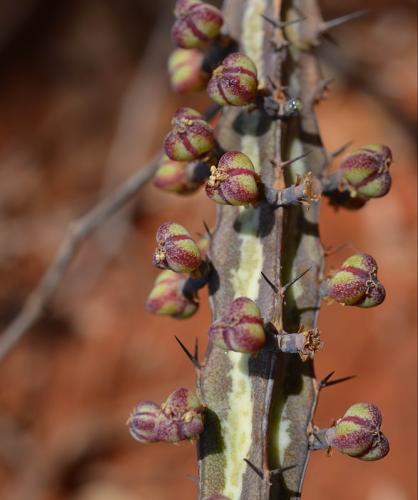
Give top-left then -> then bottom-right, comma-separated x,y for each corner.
0,152 -> 161,362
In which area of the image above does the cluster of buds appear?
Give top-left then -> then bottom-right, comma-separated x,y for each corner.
323,144 -> 393,208
340,144 -> 392,200
168,48 -> 210,93
153,222 -> 202,274
207,52 -> 258,106
312,403 -> 389,461
164,107 -> 214,162
172,0 -> 223,49
206,151 -> 259,206
208,297 -> 266,354
322,253 -> 385,308
128,388 -> 205,443
153,155 -> 209,195
146,270 -> 198,319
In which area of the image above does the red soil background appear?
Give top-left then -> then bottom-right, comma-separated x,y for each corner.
0,1 -> 416,499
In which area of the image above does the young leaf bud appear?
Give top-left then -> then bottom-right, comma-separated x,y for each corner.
205,151 -> 259,206
157,388 -> 205,442
146,270 -> 198,319
168,48 -> 209,93
172,0 -> 223,49
164,107 -> 215,161
340,144 -> 392,199
208,297 -> 265,354
323,253 -> 385,308
153,156 -> 202,195
127,401 -> 160,444
328,403 -> 384,457
153,222 -> 202,273
207,53 -> 258,106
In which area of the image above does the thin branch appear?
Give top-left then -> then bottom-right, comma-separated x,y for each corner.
0,152 -> 161,362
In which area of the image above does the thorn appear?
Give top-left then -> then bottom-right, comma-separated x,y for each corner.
280,150 -> 312,169
320,9 -> 368,33
261,272 -> 279,294
261,14 -> 306,29
203,221 -> 212,238
270,463 -> 298,476
243,458 -> 264,479
282,267 -> 312,295
323,374 -> 356,388
267,75 -> 277,90
319,371 -> 335,387
174,336 -> 201,370
329,141 -> 353,158
321,31 -> 339,46
312,78 -> 335,104
194,337 -> 199,361
324,241 -> 353,257
320,371 -> 356,389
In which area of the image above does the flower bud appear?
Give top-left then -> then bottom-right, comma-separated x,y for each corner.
207,53 -> 258,106
208,297 -> 265,354
168,48 -> 209,93
358,433 -> 390,461
340,144 -> 392,199
324,253 -> 385,308
205,151 -> 259,206
128,401 -> 160,443
157,388 -> 205,442
329,403 -> 384,458
146,270 -> 198,319
153,156 -> 201,195
172,0 -> 223,49
153,222 -> 202,273
164,107 -> 215,161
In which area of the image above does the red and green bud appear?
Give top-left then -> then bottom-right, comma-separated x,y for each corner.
205,151 -> 259,206
207,53 -> 258,106
358,433 -> 390,461
172,0 -> 223,49
329,403 -> 382,457
157,388 -> 205,442
127,401 -> 160,443
340,144 -> 392,200
153,222 -> 202,273
146,270 -> 198,319
164,107 -> 215,161
327,403 -> 388,461
168,48 -> 209,93
324,253 -> 385,308
153,156 -> 202,195
128,388 -> 205,444
208,297 -> 265,354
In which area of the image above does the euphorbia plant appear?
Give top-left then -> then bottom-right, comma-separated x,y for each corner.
129,1 -> 393,498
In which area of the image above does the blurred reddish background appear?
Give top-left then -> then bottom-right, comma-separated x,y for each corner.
0,1 -> 416,499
